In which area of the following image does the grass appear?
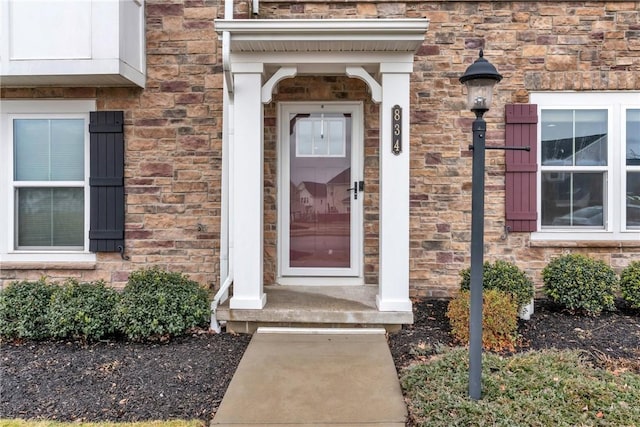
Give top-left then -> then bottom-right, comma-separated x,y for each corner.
0,421 -> 204,427
401,348 -> 640,427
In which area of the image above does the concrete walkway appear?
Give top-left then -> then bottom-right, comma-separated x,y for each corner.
211,328 -> 407,426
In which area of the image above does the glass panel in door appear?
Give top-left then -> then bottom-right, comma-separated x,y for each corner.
289,113 -> 352,268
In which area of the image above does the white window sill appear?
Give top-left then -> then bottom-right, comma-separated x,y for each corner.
0,252 -> 96,270
530,230 -> 640,248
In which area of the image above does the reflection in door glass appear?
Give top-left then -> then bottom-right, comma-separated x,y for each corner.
289,113 -> 351,268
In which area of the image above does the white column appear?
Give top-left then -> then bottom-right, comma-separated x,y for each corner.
377,62 -> 412,312
230,63 -> 267,309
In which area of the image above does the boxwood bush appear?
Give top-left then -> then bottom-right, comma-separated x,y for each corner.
620,261 -> 640,309
459,260 -> 534,312
116,267 -> 209,341
48,279 -> 120,341
446,289 -> 519,352
0,279 -> 55,340
542,254 -> 617,316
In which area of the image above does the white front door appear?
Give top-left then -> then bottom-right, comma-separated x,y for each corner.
278,102 -> 363,283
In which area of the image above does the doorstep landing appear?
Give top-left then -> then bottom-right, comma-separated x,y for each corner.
217,285 -> 413,333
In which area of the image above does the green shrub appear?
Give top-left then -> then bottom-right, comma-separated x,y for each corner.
116,267 -> 209,341
459,260 -> 534,311
620,261 -> 640,309
446,289 -> 519,352
542,254 -> 617,316
0,279 -> 55,340
47,279 -> 120,341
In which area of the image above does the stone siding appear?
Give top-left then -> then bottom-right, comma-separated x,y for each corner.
0,1 -> 228,290
257,0 -> 640,297
2,1 -> 639,297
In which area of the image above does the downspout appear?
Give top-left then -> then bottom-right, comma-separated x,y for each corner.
211,84 -> 234,333
210,0 -> 235,333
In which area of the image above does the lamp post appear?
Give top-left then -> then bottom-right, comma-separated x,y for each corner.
459,50 -> 502,401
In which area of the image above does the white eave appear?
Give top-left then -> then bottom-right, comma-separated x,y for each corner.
214,19 -> 429,53
0,63 -> 146,88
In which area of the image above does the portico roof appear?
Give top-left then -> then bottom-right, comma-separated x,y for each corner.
214,19 -> 429,53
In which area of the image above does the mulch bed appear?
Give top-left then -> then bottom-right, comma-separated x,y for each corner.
1,333 -> 252,422
389,299 -> 640,370
1,299 -> 639,422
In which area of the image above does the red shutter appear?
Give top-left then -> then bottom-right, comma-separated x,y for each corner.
505,104 -> 538,232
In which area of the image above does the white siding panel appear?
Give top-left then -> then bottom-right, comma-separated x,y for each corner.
9,1 -> 91,60
2,0 -> 145,87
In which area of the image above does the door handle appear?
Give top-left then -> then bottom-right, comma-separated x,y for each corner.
347,181 -> 364,200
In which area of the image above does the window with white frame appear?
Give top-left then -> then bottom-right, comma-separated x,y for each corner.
626,108 -> 640,229
0,100 -> 95,262
295,114 -> 346,157
531,92 -> 640,240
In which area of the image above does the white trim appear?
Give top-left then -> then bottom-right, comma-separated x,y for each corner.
277,102 -> 364,282
376,296 -> 413,312
215,18 -> 430,34
215,19 -> 429,53
0,252 -> 97,263
231,61 -> 264,74
530,92 -> 640,242
379,62 -> 415,74
229,51 -> 416,67
229,293 -> 267,310
0,99 -> 97,114
261,66 -> 297,103
222,31 -> 233,93
346,66 -> 381,103
277,276 -> 364,286
623,106 -> 640,232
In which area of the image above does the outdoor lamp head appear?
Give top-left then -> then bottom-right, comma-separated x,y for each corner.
459,50 -> 503,112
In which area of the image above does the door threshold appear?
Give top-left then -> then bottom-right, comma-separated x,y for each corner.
277,276 -> 364,286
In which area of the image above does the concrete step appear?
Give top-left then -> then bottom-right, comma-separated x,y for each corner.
217,285 -> 413,333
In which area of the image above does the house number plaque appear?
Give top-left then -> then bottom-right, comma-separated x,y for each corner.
392,105 -> 402,155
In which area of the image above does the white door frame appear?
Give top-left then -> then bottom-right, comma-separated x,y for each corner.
277,102 -> 364,285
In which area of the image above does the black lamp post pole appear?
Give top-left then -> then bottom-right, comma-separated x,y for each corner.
460,49 -> 502,401
469,109 -> 487,401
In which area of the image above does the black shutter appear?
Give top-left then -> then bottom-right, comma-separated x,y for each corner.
89,111 -> 125,253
